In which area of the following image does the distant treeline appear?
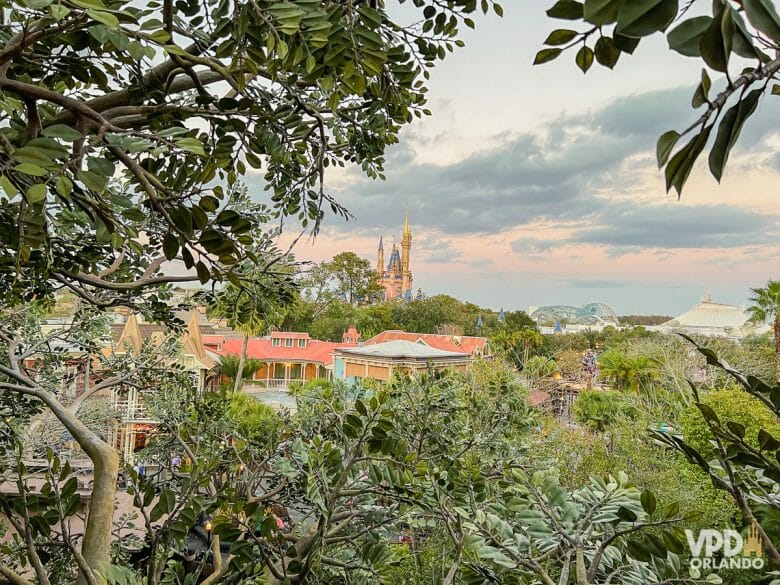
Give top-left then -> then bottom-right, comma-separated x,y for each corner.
618,315 -> 672,326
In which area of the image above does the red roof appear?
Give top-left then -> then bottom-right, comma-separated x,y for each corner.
202,335 -> 226,346
213,335 -> 354,366
364,330 -> 490,357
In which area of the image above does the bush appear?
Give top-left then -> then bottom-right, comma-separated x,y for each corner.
572,389 -> 637,431
679,388 -> 780,455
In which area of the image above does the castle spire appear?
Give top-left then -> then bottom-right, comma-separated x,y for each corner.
403,211 -> 411,239
376,235 -> 384,273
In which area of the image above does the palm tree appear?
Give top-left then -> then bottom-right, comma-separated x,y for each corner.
517,328 -> 543,366
598,350 -> 659,392
747,280 -> 780,380
208,267 -> 292,392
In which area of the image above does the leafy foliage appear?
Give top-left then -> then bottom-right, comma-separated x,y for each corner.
652,337 -> 780,567
0,0 -> 503,312
573,389 -> 638,431
538,0 -> 780,194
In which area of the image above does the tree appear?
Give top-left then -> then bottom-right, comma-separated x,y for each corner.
206,262 -> 292,392
653,338 -> 780,567
0,0 -> 511,581
311,251 -> 383,306
0,0 -> 499,312
598,349 -> 659,392
0,306 -> 194,583
538,0 -> 780,195
573,389 -> 638,431
747,280 -> 780,380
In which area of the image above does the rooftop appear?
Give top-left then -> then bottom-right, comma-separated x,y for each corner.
338,340 -> 469,359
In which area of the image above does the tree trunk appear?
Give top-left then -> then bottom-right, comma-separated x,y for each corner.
80,442 -> 119,584
22,389 -> 119,584
574,545 -> 589,585
233,333 -> 248,394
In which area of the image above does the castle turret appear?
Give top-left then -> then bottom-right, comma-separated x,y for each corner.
401,212 -> 412,295
376,236 -> 384,273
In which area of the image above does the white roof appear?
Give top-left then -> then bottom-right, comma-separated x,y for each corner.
661,299 -> 748,331
338,340 -> 469,359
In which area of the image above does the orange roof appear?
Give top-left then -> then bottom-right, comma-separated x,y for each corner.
214,335 -> 355,366
364,330 -> 490,357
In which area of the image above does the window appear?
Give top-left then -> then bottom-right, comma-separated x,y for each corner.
272,338 -> 281,347
297,339 -> 306,348
285,338 -> 294,347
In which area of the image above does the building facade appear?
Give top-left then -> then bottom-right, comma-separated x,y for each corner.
377,213 -> 414,301
333,340 -> 472,383
209,325 -> 361,391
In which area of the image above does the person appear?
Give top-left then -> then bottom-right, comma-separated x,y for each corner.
399,526 -> 413,544
171,454 -> 182,471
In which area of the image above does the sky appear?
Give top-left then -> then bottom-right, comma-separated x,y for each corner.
256,3 -> 780,316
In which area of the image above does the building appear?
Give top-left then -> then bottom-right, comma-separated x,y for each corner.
529,303 -> 619,327
364,330 -> 492,359
376,213 -> 415,301
654,295 -> 760,339
209,325 -> 360,391
333,340 -> 472,383
106,312 -> 220,462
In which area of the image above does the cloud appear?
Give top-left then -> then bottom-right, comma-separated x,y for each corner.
510,237 -> 560,257
332,86 -> 701,236
571,203 -> 779,249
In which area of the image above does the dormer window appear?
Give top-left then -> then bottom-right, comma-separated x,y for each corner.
298,339 -> 306,348
272,338 -> 281,347
285,338 -> 293,347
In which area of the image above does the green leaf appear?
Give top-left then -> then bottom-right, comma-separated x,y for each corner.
662,529 -> 685,554
25,183 -> 47,204
696,402 -> 720,424
699,9 -> 729,72
691,68 -> 711,108
584,0 -> 620,25
708,89 -> 761,181
575,45 -> 594,73
0,175 -> 17,197
616,0 -> 678,38
86,8 -> 119,28
656,130 -> 680,167
664,124 -> 712,195
640,489 -> 657,515
41,124 -> 83,141
544,29 -> 578,45
758,429 -> 780,451
533,48 -> 562,64
743,0 -> 780,43
55,176 -> 73,198
667,16 -> 712,57
14,163 -> 47,176
546,0 -> 584,20
613,33 -> 640,53
162,232 -> 179,260
175,137 -> 207,156
77,170 -> 107,192
594,36 -> 620,68
627,539 -> 652,562
195,261 -> 210,284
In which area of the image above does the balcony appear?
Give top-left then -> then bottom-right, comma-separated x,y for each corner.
243,378 -> 303,392
113,397 -> 154,422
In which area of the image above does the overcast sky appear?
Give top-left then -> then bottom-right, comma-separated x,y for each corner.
265,3 -> 780,316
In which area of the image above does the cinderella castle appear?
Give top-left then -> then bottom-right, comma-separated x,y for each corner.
376,213 -> 423,301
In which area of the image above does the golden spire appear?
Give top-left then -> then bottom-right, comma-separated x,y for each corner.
403,211 -> 411,239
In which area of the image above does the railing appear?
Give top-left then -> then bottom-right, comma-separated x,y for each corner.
243,378 -> 304,392
113,398 -> 154,422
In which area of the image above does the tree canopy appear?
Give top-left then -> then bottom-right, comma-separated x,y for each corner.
0,0 -> 501,314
